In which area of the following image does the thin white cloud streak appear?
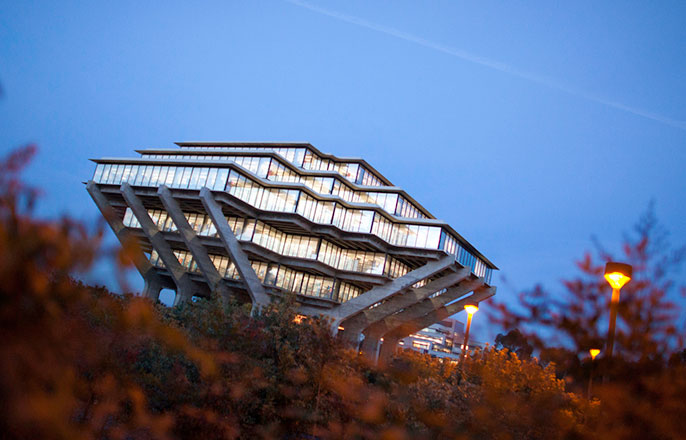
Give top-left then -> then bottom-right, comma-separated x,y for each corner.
286,0 -> 686,131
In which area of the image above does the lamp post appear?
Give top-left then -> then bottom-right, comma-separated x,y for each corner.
603,262 -> 632,359
588,348 -> 600,400
461,303 -> 479,360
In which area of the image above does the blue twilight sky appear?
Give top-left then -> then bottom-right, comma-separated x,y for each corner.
1,0 -> 685,340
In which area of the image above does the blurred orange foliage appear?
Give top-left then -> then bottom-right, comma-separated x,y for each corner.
2,146 -> 685,439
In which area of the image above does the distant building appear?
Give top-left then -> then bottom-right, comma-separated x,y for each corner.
397,318 -> 485,360
87,142 -> 496,361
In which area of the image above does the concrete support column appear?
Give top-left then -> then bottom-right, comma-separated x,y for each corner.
86,181 -> 166,291
331,254 -> 456,336
158,186 -> 232,304
359,328 -> 384,361
120,183 -> 197,306
199,187 -> 270,314
378,335 -> 401,365
142,277 -> 163,301
341,268 -> 470,341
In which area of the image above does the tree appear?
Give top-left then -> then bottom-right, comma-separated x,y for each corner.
490,204 -> 684,373
495,328 -> 534,360
487,204 -> 686,438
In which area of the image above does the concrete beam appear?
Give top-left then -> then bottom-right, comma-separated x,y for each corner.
364,277 -> 486,338
357,276 -> 483,362
395,286 -> 496,339
199,187 -> 271,313
377,286 -> 496,364
120,183 -> 197,306
329,254 -> 455,331
341,268 -> 471,337
158,186 -> 233,303
86,181 -> 168,299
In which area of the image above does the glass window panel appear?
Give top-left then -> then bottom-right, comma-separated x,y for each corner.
257,158 -> 270,178
133,165 -> 144,185
180,167 -> 193,188
215,168 -> 229,190
206,168 -> 218,189
148,165 -> 159,185
240,219 -> 255,241
170,167 -> 183,188
140,166 -> 152,186
93,164 -> 105,182
188,167 -> 201,188
121,164 -> 134,184
113,165 -> 124,184
117,165 -> 127,183
107,165 -> 118,184
198,167 -> 209,187
415,226 -> 428,248
294,148 -> 305,167
291,272 -> 304,294
264,264 -> 278,285
359,211 -> 374,233
101,164 -> 112,183
426,227 -> 441,249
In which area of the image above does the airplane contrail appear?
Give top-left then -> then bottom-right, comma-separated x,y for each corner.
286,0 -> 686,131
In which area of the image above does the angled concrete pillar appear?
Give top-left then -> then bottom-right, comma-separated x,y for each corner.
142,277 -> 163,301
199,187 -> 270,314
330,254 -> 455,334
341,267 -> 470,339
359,326 -> 385,361
378,335 -> 401,365
158,186 -> 233,304
86,181 -> 167,299
377,286 -> 496,364
362,277 -> 486,340
120,183 -> 196,306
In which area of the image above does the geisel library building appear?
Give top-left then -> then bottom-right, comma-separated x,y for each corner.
87,142 -> 497,362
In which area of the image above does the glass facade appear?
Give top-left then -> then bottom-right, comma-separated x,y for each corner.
123,207 -> 412,278
96,155 -> 494,283
139,153 -> 428,219
94,162 -> 227,191
177,145 -> 386,187
148,248 -> 362,302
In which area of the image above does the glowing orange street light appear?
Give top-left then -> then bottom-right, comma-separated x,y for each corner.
461,303 -> 479,360
588,348 -> 601,400
604,262 -> 632,359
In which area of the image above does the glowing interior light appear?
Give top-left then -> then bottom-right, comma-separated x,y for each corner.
464,304 -> 479,315
337,326 -> 345,331
589,349 -> 601,360
604,272 -> 631,290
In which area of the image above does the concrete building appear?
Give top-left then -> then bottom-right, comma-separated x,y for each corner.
87,142 -> 497,361
396,318 -> 485,361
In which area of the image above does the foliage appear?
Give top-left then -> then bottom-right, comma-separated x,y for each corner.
488,203 -> 686,438
495,328 -> 534,360
2,145 -> 685,439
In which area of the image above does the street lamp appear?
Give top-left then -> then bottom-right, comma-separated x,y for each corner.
603,262 -> 632,358
461,303 -> 479,360
588,348 -> 600,400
